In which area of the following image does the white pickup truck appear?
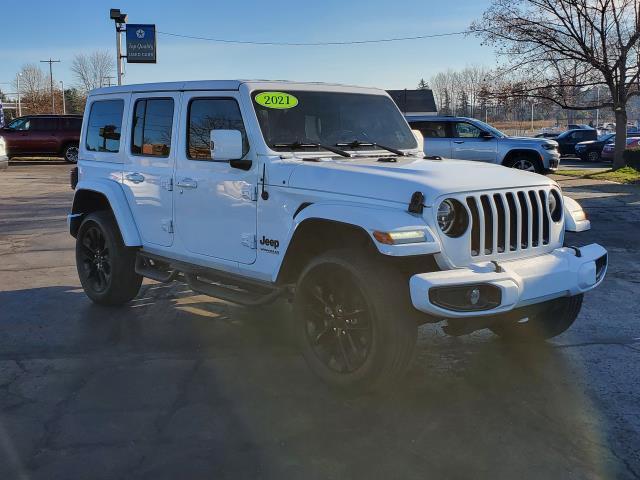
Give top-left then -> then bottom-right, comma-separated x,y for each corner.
69,80 -> 607,390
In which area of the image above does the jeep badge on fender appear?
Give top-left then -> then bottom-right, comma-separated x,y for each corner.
68,80 -> 607,391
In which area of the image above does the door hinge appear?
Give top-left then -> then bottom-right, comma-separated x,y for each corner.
161,177 -> 173,191
161,219 -> 174,233
241,184 -> 258,201
241,233 -> 257,249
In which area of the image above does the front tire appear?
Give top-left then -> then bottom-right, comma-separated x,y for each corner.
293,249 -> 418,391
504,155 -> 543,173
76,211 -> 142,305
489,295 -> 583,340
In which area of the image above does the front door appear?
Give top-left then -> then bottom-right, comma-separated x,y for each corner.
122,92 -> 179,247
452,121 -> 498,162
174,93 -> 258,264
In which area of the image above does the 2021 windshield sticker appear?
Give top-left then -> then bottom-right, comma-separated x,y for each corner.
255,92 -> 299,109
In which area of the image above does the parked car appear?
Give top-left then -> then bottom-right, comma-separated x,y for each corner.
575,133 -> 616,162
534,132 -> 560,139
406,115 -> 560,173
601,137 -> 640,161
68,80 -> 606,390
0,114 -> 82,163
567,124 -> 595,130
554,128 -> 598,156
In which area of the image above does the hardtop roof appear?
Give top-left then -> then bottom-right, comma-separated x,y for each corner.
89,80 -> 386,96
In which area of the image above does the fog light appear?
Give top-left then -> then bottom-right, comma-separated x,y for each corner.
429,284 -> 501,313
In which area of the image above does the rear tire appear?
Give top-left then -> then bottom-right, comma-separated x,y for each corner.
504,155 -> 543,173
63,144 -> 79,163
293,249 -> 418,391
587,150 -> 601,162
489,294 -> 583,341
76,211 -> 142,305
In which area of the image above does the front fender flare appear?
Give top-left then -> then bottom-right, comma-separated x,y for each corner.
563,195 -> 590,232
71,179 -> 142,246
291,203 -> 441,257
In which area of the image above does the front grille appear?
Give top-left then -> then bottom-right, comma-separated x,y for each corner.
466,189 -> 552,257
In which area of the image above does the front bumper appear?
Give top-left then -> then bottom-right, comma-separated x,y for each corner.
410,244 -> 607,318
541,150 -> 560,170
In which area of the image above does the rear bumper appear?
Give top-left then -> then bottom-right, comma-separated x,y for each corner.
409,244 -> 607,318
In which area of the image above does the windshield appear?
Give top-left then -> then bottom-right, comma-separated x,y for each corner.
472,119 -> 506,138
252,91 -> 417,153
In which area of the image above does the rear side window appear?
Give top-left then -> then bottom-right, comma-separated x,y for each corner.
187,98 -> 248,160
60,118 -> 82,131
31,118 -> 58,131
410,121 -> 450,138
131,98 -> 174,157
86,100 -> 124,153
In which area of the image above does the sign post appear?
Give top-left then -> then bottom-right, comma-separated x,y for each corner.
126,24 -> 157,64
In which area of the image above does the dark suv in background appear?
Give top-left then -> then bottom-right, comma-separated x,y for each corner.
0,115 -> 82,163
553,128 -> 598,156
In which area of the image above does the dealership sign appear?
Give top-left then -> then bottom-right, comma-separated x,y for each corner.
126,24 -> 157,63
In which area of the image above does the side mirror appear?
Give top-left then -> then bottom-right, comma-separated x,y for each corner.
479,131 -> 493,140
210,129 -> 243,162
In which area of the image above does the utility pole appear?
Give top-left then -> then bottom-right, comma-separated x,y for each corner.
40,58 -> 61,113
16,73 -> 22,117
110,9 -> 128,86
60,81 -> 66,114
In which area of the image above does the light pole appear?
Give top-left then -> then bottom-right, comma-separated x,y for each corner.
110,9 -> 128,86
60,81 -> 66,115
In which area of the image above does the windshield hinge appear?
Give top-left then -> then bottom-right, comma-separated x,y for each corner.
161,219 -> 174,233
241,233 -> 257,249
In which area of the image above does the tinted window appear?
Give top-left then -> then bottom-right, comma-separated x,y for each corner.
187,98 -> 248,160
31,118 -> 58,131
60,118 -> 82,131
409,121 -> 449,138
86,100 -> 124,153
131,98 -> 174,157
455,122 -> 483,138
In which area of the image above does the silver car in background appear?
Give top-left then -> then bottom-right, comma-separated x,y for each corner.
407,116 -> 560,174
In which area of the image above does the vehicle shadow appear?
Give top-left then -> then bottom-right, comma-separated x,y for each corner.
0,284 -> 622,479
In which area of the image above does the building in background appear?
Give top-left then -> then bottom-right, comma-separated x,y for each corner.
387,89 -> 437,116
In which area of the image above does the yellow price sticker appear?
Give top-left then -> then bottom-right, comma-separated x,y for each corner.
255,92 -> 299,109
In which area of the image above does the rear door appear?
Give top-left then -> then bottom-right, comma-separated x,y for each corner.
28,117 -> 59,154
174,92 -> 258,264
451,121 -> 497,162
408,120 -> 452,158
122,93 -> 179,247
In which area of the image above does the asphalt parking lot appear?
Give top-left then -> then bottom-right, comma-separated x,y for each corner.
1,160 -> 639,479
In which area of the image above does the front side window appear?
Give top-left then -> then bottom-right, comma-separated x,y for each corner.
252,91 -> 417,152
455,122 -> 483,138
131,98 -> 174,157
86,100 -> 124,153
8,118 -> 30,130
187,98 -> 248,160
410,121 -> 449,138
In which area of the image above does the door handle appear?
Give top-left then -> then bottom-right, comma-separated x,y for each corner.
125,172 -> 145,184
176,178 -> 198,189
453,140 -> 464,144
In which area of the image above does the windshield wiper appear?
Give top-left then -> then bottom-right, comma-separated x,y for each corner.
272,141 -> 351,158
336,140 -> 407,156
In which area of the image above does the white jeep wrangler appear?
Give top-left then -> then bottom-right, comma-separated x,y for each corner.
69,80 -> 607,390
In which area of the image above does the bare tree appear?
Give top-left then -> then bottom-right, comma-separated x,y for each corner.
12,64 -> 56,114
71,51 -> 115,93
472,0 -> 640,169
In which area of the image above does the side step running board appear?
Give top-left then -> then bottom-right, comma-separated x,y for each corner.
136,252 -> 286,306
185,273 -> 285,307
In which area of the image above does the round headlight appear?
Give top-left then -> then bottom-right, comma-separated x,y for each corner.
548,190 -> 562,222
437,199 -> 468,237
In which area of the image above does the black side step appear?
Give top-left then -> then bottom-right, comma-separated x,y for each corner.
135,252 -> 286,306
135,254 -> 178,283
185,273 -> 285,307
